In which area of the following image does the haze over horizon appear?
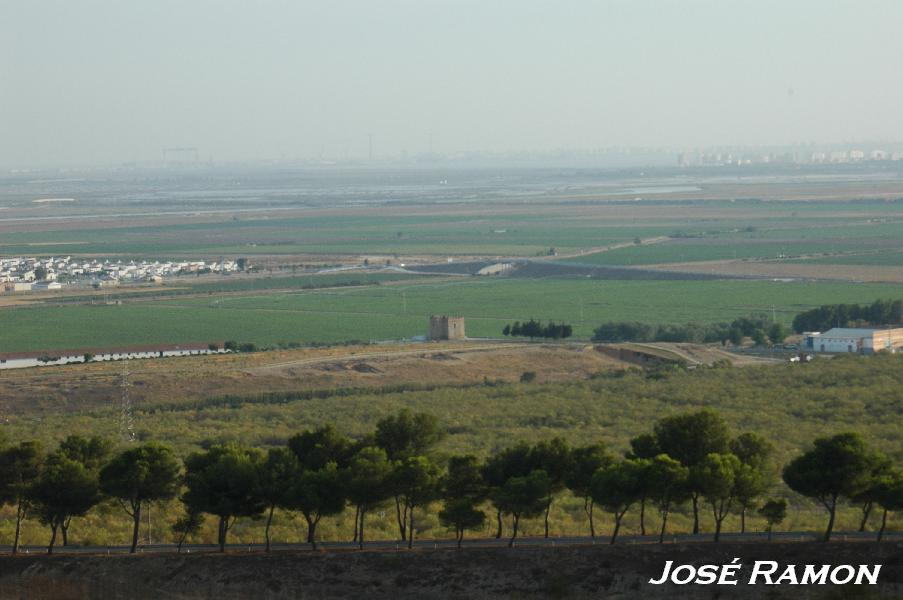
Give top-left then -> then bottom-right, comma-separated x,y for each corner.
2,0 -> 902,168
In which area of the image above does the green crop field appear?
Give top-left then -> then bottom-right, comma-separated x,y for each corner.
570,237 -> 903,266
0,214 -> 675,258
0,304 -> 423,352
566,214 -> 903,266
570,241 -> 845,265
4,277 -> 903,352
4,197 -> 901,260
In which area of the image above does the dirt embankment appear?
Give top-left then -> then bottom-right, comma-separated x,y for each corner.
596,343 -> 776,368
0,342 -> 628,419
0,542 -> 900,600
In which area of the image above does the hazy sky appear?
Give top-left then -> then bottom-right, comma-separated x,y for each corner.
2,0 -> 902,166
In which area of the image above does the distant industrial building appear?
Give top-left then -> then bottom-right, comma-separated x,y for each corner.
805,328 -> 903,354
429,315 -> 465,340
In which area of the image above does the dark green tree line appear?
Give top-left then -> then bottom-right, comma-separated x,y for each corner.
3,409 -> 903,553
792,299 -> 903,333
503,319 -> 573,340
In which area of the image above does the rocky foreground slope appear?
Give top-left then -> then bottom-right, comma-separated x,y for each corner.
0,541 -> 900,599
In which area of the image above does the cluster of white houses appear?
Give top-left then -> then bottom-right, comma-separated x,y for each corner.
804,327 -> 903,354
0,256 -> 244,293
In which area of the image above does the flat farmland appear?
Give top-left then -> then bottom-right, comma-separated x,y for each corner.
4,168 -> 903,352
568,239 -> 889,265
0,214 -> 693,259
4,277 -> 903,352
55,271 -> 431,302
5,168 -> 903,547
647,261 -> 903,283
569,219 -> 903,266
6,209 -> 900,263
4,167 -> 903,262
787,248 -> 903,266
0,271 -> 434,309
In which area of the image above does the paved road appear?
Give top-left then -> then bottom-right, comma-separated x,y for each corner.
534,236 -> 671,262
3,530 -> 899,555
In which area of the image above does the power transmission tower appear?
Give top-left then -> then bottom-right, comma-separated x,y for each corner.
119,369 -> 136,442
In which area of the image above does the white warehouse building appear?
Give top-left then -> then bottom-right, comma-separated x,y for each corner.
805,327 -> 903,354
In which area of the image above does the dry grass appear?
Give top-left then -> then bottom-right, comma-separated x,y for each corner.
0,342 -> 629,419
617,342 -> 778,366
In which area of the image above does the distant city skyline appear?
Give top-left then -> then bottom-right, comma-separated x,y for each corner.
7,140 -> 903,172
3,1 -> 903,168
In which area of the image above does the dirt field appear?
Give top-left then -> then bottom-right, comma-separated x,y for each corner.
0,338 -> 773,425
617,342 -> 780,367
0,341 -> 633,419
647,260 -> 903,283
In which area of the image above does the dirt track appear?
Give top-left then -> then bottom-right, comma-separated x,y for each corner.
244,342 -> 531,373
538,235 -> 671,261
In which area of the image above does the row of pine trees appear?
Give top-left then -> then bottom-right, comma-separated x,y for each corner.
2,409 -> 902,554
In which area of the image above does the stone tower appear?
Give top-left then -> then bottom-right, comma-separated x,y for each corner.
429,315 -> 465,340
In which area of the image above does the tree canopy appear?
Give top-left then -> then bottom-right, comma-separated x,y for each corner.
494,470 -> 550,547
374,409 -> 445,461
504,319 -> 573,340
439,455 -> 488,547
28,454 -> 101,554
564,442 -> 613,539
591,459 -> 647,544
183,443 -> 266,551
100,443 -> 181,553
693,453 -> 742,542
3,406 -> 903,552
654,409 -> 731,534
345,446 -> 394,549
0,441 -> 43,554
647,454 -> 690,543
291,463 -> 346,548
792,299 -> 903,333
783,432 -> 883,541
